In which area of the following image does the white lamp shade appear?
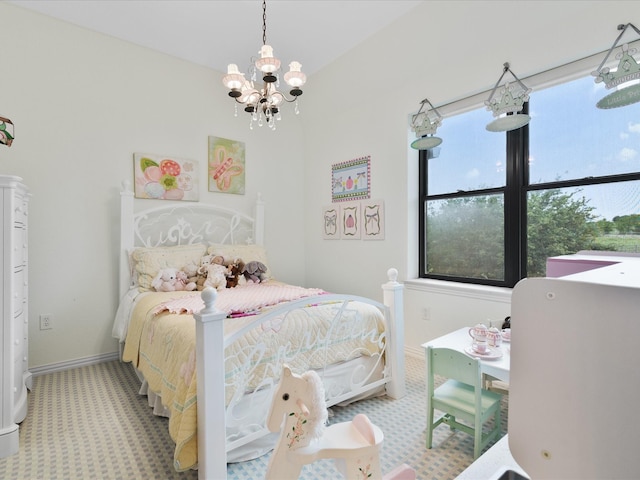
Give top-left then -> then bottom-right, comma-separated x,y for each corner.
239,81 -> 260,104
255,45 -> 281,73
222,64 -> 245,89
284,62 -> 306,87
268,91 -> 284,106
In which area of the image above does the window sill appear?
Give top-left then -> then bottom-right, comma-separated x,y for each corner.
404,278 -> 512,303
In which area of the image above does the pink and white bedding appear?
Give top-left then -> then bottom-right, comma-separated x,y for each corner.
152,281 -> 326,317
120,281 -> 387,471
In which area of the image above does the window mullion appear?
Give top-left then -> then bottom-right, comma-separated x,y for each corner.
504,104 -> 529,286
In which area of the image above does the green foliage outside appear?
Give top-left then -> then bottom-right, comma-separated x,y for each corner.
526,189 -> 598,277
426,188 -> 639,281
426,195 -> 504,280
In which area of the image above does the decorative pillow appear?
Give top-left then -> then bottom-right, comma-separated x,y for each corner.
132,243 -> 207,290
207,243 -> 273,280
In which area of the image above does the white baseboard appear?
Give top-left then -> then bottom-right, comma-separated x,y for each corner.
405,345 -> 424,359
29,352 -> 120,377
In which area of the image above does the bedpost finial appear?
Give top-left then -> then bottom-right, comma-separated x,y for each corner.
387,268 -> 398,283
201,287 -> 218,312
121,179 -> 132,193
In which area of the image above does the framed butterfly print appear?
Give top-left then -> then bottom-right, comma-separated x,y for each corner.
362,199 -> 385,240
322,205 -> 339,239
208,136 -> 246,195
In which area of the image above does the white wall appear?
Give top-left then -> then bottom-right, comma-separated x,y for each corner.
1,1 -> 636,367
302,0 -> 639,351
0,3 -> 306,368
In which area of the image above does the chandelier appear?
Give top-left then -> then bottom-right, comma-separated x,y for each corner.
222,0 -> 306,130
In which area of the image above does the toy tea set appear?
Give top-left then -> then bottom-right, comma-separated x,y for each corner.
466,317 -> 510,359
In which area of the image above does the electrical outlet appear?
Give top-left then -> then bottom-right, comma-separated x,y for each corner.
39,314 -> 53,330
421,307 -> 431,322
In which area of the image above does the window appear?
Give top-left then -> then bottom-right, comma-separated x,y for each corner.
419,69 -> 640,287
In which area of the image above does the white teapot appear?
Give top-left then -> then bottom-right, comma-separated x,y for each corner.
468,323 -> 489,353
468,323 -> 488,342
487,326 -> 502,348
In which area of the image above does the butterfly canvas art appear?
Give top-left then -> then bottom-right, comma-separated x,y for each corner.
208,136 -> 245,195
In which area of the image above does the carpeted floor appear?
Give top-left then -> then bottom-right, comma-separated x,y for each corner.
0,354 -> 507,479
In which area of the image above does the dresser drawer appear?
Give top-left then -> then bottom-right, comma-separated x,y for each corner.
12,226 -> 27,266
12,327 -> 23,363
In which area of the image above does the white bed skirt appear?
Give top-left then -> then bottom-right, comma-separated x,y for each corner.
133,355 -> 385,463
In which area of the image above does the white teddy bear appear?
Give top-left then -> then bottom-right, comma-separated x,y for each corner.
203,263 -> 229,291
176,270 -> 197,291
151,267 -> 182,292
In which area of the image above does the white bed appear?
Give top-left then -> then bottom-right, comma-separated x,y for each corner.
112,183 -> 405,480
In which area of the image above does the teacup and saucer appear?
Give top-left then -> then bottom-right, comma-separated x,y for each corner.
501,328 -> 511,342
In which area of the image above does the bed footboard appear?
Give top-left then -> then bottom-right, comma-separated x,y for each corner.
194,269 -> 404,480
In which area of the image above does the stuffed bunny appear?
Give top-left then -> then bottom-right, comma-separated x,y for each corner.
151,267 -> 182,292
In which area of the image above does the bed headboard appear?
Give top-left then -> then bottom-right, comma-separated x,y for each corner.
119,181 -> 265,298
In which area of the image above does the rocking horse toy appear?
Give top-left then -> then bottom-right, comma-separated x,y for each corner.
265,365 -> 416,480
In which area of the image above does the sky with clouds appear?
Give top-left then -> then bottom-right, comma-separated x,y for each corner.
428,75 -> 640,221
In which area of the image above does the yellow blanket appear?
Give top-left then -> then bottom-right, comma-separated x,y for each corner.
122,288 -> 385,471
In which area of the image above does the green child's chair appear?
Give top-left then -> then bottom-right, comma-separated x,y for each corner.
425,346 -> 503,459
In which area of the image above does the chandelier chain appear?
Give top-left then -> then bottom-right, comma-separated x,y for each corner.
262,0 -> 267,46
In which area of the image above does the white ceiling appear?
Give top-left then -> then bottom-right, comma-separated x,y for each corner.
8,0 -> 424,76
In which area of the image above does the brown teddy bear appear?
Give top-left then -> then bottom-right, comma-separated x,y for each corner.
226,258 -> 246,288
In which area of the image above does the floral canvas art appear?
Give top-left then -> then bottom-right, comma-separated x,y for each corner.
133,153 -> 198,201
208,136 -> 245,195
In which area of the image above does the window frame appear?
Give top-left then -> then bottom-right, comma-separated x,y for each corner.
418,44 -> 640,288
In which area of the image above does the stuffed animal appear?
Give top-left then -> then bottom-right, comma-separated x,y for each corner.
212,254 -> 229,266
182,260 -> 199,287
176,270 -> 197,291
151,267 -> 182,292
226,258 -> 246,288
196,254 -> 215,291
243,260 -> 268,283
203,263 -> 230,291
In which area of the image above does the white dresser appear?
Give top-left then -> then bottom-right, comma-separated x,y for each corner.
0,175 -> 30,458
